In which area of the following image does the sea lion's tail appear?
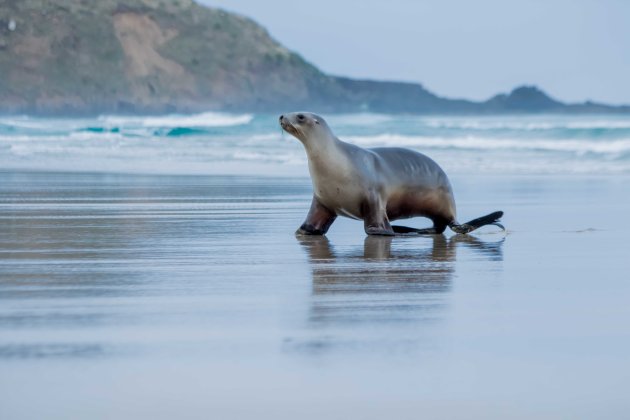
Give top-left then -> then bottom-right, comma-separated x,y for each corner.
449,211 -> 504,234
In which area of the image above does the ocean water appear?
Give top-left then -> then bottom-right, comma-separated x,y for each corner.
1,112 -> 630,175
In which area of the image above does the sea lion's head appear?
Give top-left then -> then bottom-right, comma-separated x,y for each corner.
279,112 -> 331,145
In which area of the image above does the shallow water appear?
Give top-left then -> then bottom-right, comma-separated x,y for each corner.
1,172 -> 629,419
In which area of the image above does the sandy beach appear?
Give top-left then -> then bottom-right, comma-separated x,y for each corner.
1,171 -> 629,419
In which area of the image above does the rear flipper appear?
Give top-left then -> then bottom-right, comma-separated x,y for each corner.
392,225 -> 439,235
449,211 -> 504,234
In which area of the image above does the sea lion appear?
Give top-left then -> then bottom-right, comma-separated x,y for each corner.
279,112 -> 504,236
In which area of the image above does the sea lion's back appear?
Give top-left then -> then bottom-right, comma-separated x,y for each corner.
370,147 -> 451,189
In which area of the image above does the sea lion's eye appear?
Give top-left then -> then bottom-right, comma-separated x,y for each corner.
297,114 -> 305,122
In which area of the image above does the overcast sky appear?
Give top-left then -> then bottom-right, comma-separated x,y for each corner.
198,0 -> 630,104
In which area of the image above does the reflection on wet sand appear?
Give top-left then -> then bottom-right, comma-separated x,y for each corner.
0,173 -> 309,360
300,234 -> 503,290
298,234 -> 503,326
283,235 -> 503,355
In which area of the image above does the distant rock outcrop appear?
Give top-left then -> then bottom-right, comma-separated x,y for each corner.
0,0 -> 628,115
485,86 -> 563,111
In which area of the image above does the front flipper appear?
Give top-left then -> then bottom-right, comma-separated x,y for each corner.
362,196 -> 395,236
296,196 -> 337,235
365,224 -> 395,236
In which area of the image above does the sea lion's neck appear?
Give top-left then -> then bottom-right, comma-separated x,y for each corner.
304,135 -> 357,197
303,135 -> 347,170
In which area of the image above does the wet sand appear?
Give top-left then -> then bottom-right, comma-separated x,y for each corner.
1,171 -> 629,419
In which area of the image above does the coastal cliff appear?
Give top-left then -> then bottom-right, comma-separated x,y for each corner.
0,0 -> 628,115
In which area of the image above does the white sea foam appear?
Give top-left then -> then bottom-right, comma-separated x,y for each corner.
346,134 -> 630,156
326,113 -> 395,126
98,112 -> 253,128
232,150 -> 304,164
422,118 -> 630,130
248,133 -> 284,142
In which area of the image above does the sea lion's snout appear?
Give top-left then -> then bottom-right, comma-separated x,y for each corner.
279,114 -> 289,129
279,114 -> 297,137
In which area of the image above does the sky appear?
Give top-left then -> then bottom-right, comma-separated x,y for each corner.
198,0 -> 630,105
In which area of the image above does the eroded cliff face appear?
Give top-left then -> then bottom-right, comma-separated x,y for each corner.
112,12 -> 195,99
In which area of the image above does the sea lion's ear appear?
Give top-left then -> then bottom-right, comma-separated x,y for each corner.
315,120 -> 320,125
